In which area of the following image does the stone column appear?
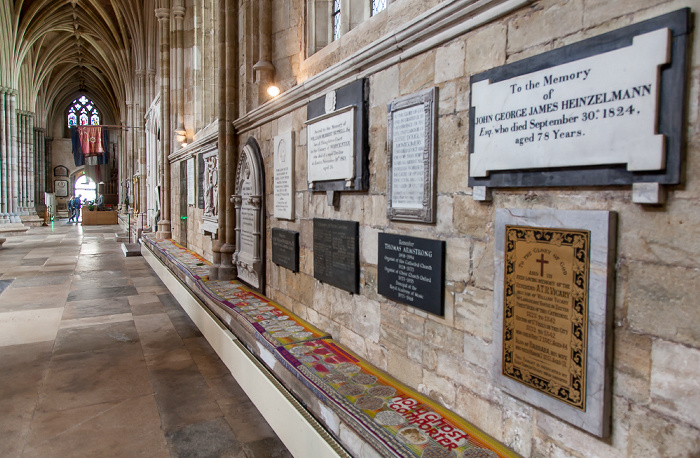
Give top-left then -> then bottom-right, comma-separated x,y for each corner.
209,0 -> 227,280
156,6 -> 172,239
0,89 -> 7,216
9,92 -> 18,215
137,70 -> 147,217
35,128 -> 44,205
18,112 -> 26,213
173,4 -> 185,142
219,0 -> 239,280
28,114 -> 35,212
253,0 -> 274,104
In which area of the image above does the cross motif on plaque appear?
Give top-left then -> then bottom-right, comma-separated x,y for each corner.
536,253 -> 549,276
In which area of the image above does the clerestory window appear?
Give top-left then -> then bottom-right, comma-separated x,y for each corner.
67,95 -> 100,128
332,0 -> 342,41
371,0 -> 386,16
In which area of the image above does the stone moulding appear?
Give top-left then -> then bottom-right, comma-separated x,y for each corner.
233,0 -> 533,134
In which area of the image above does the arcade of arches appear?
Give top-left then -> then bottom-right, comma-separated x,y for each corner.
1,0 -> 700,457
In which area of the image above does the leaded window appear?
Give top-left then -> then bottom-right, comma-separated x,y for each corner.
332,0 -> 341,41
67,95 -> 100,127
371,0 -> 386,16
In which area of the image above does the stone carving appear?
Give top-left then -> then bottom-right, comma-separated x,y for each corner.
203,154 -> 218,217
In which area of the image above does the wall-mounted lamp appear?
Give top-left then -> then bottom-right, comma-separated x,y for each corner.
267,85 -> 281,97
174,129 -> 187,148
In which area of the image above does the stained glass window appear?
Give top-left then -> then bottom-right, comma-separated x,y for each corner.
332,0 -> 341,41
371,0 -> 386,16
67,96 -> 100,127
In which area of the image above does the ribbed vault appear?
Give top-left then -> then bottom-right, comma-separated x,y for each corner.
1,0 -> 157,129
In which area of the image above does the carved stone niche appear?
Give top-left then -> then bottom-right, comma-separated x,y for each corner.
232,137 -> 265,292
200,142 -> 219,235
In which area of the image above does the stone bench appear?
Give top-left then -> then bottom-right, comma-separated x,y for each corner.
141,235 -> 516,458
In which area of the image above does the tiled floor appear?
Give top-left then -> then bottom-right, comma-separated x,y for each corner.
0,221 -> 291,458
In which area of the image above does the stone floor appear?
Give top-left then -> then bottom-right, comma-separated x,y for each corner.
0,221 -> 292,458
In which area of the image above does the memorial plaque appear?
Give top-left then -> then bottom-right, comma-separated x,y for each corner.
378,233 -> 445,315
272,228 -> 299,272
503,225 -> 590,410
494,209 -> 616,437
387,88 -> 437,223
198,152 -> 205,209
186,157 -> 195,206
274,132 -> 295,220
313,218 -> 359,294
469,9 -> 689,190
306,79 -> 369,193
233,138 -> 265,291
307,107 -> 355,183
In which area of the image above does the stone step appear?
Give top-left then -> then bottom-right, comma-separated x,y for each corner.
0,223 -> 30,236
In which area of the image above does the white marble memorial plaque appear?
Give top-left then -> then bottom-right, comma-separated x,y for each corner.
187,157 -> 195,206
306,106 -> 355,184
470,28 -> 670,178
392,105 -> 425,209
274,132 -> 294,220
387,87 -> 437,222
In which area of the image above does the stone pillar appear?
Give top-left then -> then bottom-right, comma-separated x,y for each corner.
28,114 -> 35,213
18,112 -> 26,214
253,0 -> 274,104
218,0 -> 239,280
9,92 -> 18,215
209,0 -> 227,280
156,6 -> 172,239
0,89 -> 7,216
35,128 -> 44,205
173,4 -> 185,141
137,70 -> 147,217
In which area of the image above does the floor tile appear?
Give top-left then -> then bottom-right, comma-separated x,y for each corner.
53,320 -> 140,355
23,396 -> 169,458
66,285 -> 139,302
165,417 -> 242,458
148,359 -> 224,432
0,308 -> 64,347
62,297 -> 131,320
38,344 -> 151,412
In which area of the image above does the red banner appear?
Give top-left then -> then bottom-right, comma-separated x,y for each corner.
78,126 -> 104,157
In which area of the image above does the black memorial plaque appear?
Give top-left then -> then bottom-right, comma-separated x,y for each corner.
313,218 -> 359,294
198,152 -> 205,209
378,233 -> 445,316
272,228 -> 299,272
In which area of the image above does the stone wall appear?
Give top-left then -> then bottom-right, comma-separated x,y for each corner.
224,0 -> 700,456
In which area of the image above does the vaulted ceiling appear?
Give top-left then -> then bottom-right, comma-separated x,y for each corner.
1,0 -> 158,129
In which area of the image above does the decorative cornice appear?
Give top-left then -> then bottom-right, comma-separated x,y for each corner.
168,130 -> 218,163
234,0 -> 532,134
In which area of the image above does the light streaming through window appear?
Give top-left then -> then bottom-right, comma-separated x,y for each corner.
67,95 -> 101,127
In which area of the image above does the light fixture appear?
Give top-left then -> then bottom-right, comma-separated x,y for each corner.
174,128 -> 186,145
267,85 -> 281,97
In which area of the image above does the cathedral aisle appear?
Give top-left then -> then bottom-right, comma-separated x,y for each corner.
0,223 -> 291,458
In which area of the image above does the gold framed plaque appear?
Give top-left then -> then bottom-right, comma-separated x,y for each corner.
503,225 -> 590,411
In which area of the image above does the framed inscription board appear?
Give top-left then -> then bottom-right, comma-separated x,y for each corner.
272,228 -> 299,272
313,218 -> 359,294
503,225 -> 590,410
494,209 -> 616,438
378,233 -> 445,315
387,87 -> 437,223
469,9 -> 689,190
306,79 -> 369,193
